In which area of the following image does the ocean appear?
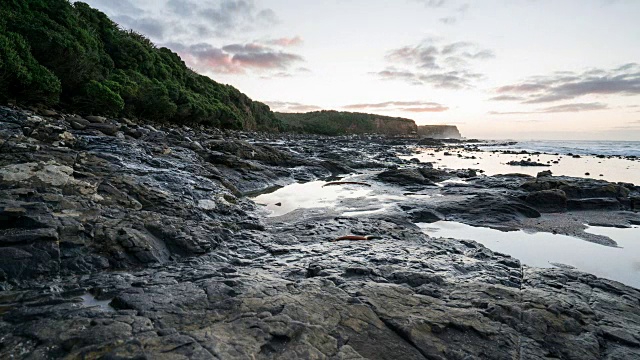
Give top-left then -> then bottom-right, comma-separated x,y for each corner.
411,139 -> 640,184
479,140 -> 640,157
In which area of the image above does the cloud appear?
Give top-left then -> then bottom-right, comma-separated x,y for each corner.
167,42 -> 304,74
170,43 -> 238,73
489,102 -> 608,115
82,0 -> 143,14
342,101 -> 449,112
166,0 -> 193,16
539,102 -> 608,113
83,0 -> 280,41
435,3 -> 471,25
221,43 -> 268,54
492,63 -> 640,104
375,39 -> 494,89
82,0 -> 307,77
264,101 -> 322,112
489,95 -> 525,101
265,100 -> 450,114
496,83 -> 549,93
612,120 -> 640,130
437,4 -> 470,25
263,36 -> 304,47
197,0 -> 279,37
233,51 -> 303,70
113,15 -> 167,39
439,17 -> 457,24
457,3 -> 470,13
414,0 -> 448,7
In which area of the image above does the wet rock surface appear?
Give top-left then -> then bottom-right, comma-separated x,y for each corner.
1,106 -> 640,359
507,160 -> 551,167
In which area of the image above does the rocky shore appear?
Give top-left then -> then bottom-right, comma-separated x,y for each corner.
1,106 -> 640,359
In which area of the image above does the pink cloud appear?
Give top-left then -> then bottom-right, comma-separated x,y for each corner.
265,36 -> 304,47
167,41 -> 304,74
343,101 -> 448,113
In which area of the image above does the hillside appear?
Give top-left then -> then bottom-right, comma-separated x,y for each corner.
276,110 -> 418,136
0,0 -> 281,130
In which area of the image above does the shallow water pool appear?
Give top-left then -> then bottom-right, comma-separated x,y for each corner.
80,293 -> 115,312
418,221 -> 640,289
252,178 -> 404,217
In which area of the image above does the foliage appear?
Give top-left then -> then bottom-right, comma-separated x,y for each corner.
0,0 -> 281,131
0,31 -> 61,105
74,80 -> 125,116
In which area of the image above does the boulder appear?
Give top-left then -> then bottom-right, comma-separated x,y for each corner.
435,193 -> 541,225
87,123 -> 119,136
377,168 -> 436,186
522,177 -> 631,199
456,169 -> 477,178
38,109 -> 58,117
418,167 -> 452,182
69,120 -> 87,130
524,190 -> 568,212
507,160 -> 550,167
407,208 -> 444,223
85,115 -> 106,123
567,198 -> 621,211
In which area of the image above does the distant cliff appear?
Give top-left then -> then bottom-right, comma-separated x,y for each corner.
417,125 -> 462,139
276,110 -> 418,136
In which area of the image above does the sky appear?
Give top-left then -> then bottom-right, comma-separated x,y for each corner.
82,0 -> 640,140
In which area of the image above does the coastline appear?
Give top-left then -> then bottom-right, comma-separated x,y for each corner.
1,106 -> 640,358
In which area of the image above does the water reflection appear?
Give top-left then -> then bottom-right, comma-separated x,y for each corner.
80,293 -> 115,312
252,179 -> 403,217
418,221 -> 640,289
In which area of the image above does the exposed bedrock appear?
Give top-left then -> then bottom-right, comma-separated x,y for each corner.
1,106 -> 640,359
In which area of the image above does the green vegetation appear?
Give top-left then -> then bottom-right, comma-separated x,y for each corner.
276,110 -> 417,136
0,0 -> 281,130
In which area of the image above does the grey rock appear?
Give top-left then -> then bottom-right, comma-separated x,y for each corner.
85,115 -> 106,123
378,167 -> 437,187
524,189 -> 568,212
1,106 -> 639,359
87,123 -> 119,136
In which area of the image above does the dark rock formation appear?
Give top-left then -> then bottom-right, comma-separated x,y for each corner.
377,166 -> 453,188
1,106 -> 639,359
434,192 -> 541,226
524,189 -> 568,212
507,160 -> 551,167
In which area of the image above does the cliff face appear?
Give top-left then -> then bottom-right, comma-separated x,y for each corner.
417,125 -> 462,139
372,117 -> 417,135
277,110 -> 418,136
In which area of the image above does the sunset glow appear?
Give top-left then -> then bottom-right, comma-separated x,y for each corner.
84,0 -> 640,140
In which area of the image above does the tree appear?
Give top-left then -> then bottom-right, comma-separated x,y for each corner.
0,0 -> 282,131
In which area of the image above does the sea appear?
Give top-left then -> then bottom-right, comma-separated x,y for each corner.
411,139 -> 640,184
478,140 -> 640,157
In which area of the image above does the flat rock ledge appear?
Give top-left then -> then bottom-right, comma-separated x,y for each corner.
1,106 -> 639,359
